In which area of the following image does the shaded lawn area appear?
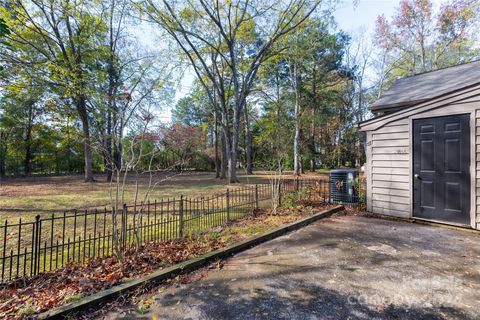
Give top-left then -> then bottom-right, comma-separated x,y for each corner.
0,171 -> 328,223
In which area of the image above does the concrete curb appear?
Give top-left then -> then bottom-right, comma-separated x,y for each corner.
38,205 -> 344,319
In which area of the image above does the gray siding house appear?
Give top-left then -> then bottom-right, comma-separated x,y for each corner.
359,61 -> 480,229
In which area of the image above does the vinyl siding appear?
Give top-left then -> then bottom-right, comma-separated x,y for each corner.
365,99 -> 480,229
476,109 -> 480,227
369,121 -> 410,217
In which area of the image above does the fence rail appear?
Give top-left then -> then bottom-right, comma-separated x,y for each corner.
0,178 -> 365,283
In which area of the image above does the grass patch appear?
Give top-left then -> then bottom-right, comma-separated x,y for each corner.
0,172 -> 329,215
0,171 -> 329,222
136,299 -> 153,314
17,304 -> 35,317
65,293 -> 85,303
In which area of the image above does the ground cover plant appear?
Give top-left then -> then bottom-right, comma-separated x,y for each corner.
0,200 -> 336,319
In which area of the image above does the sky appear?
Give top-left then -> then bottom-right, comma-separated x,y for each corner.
334,0 -> 398,33
161,0 -> 403,123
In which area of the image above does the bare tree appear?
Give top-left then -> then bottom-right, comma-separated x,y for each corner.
104,107 -> 184,262
139,0 -> 323,182
344,29 -> 374,166
269,160 -> 285,215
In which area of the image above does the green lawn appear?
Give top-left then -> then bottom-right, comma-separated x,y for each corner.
0,171 -> 328,223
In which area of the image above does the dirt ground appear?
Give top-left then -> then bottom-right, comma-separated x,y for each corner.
0,171 -> 328,222
103,214 -> 480,320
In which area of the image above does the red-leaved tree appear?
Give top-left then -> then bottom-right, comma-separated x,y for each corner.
374,0 -> 479,91
160,124 -> 207,171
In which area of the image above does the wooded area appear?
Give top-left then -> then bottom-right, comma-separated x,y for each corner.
0,0 -> 478,183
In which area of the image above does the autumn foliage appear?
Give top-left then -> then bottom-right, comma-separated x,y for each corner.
159,124 -> 210,170
375,0 -> 478,81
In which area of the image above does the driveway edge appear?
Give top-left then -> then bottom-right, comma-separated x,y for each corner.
38,205 -> 343,319
363,213 -> 480,235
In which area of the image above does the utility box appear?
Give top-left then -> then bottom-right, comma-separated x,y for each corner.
329,169 -> 357,203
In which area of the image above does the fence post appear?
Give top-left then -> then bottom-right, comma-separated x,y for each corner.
329,180 -> 332,204
226,189 -> 230,222
277,182 -> 282,207
295,176 -> 299,191
255,184 -> 259,209
33,214 -> 40,276
179,195 -> 184,238
1,220 -> 7,281
122,203 -> 127,250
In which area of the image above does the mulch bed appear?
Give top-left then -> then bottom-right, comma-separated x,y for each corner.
0,203 -> 336,319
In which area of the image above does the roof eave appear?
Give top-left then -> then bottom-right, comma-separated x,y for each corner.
369,99 -> 427,112
358,83 -> 480,131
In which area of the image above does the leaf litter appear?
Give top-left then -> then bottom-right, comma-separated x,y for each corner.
0,203 -> 336,319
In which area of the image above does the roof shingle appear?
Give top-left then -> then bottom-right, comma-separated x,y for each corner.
370,60 -> 480,112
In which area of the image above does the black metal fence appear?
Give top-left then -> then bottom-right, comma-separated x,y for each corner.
0,178 -> 365,283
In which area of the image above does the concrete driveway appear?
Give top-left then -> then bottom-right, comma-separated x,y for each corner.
104,215 -> 480,320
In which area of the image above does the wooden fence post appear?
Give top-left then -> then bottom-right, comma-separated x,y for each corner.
255,184 -> 259,209
179,195 -> 184,238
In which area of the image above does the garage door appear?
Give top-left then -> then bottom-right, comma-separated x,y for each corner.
413,114 -> 470,225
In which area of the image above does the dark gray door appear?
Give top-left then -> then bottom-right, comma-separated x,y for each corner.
413,114 -> 470,225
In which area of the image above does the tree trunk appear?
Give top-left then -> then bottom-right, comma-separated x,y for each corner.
221,101 -> 236,183
309,108 -> 316,172
300,155 -> 305,174
228,146 -> 238,183
65,118 -> 72,173
293,63 -> 301,176
105,0 -> 116,181
310,68 -> 317,172
0,131 -> 7,178
243,105 -> 253,175
105,94 -> 113,182
228,103 -> 240,183
107,5 -> 121,177
54,150 -> 60,174
293,115 -> 301,176
112,114 -> 122,173
24,137 -> 32,176
104,126 -> 112,181
220,128 -> 227,179
214,111 -> 220,178
23,100 -> 35,176
223,127 -> 236,183
77,96 -> 95,182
